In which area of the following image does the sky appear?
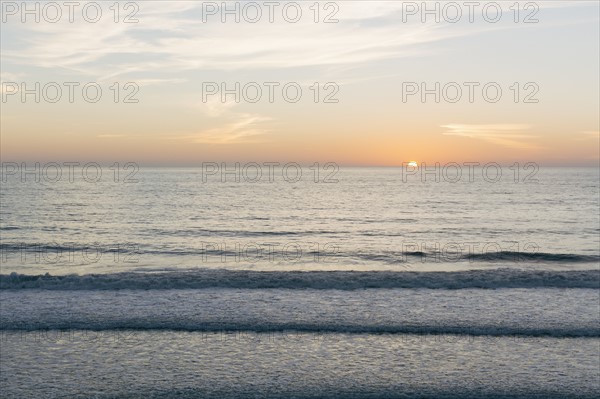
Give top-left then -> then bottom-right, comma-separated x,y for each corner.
1,0 -> 599,166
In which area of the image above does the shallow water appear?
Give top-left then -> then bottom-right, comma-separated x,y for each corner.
2,331 -> 598,398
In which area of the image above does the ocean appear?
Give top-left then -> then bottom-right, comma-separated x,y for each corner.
1,166 -> 599,398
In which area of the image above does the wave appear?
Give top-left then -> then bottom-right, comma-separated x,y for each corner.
465,251 -> 600,262
2,322 -> 598,338
141,228 -> 342,237
1,269 -> 598,290
0,243 -> 131,253
2,243 -> 598,264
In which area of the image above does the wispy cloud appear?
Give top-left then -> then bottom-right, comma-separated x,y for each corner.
0,2 -> 525,81
0,72 -> 23,82
0,72 -> 24,95
441,124 -> 539,149
3,1 -> 594,84
179,114 -> 273,144
134,78 -> 187,87
196,98 -> 239,118
577,130 -> 600,141
97,134 -> 127,138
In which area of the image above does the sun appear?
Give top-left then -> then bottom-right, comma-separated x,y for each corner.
407,161 -> 418,167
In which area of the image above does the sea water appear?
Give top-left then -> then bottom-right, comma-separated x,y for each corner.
1,166 -> 599,398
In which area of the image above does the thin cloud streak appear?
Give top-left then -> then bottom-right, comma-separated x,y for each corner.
441,124 -> 540,149
178,114 -> 274,144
